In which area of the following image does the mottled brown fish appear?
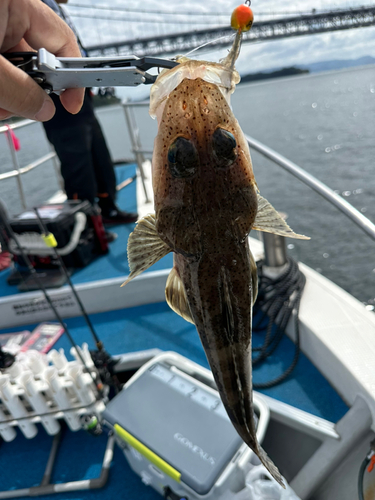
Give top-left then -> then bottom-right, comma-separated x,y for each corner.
123,33 -> 308,488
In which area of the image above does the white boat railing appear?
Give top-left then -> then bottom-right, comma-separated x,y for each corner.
122,101 -> 151,203
122,100 -> 375,243
0,120 -> 61,210
2,102 -> 375,244
244,134 -> 375,241
0,103 -> 152,212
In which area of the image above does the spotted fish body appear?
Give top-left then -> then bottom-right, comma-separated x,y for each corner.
153,72 -> 283,483
124,50 -> 309,488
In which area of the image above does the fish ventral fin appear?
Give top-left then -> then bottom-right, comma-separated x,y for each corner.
165,267 -> 195,324
250,250 -> 258,306
121,214 -> 171,287
253,195 -> 310,240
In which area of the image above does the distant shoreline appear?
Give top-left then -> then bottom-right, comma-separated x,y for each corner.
240,66 -> 309,83
238,63 -> 375,89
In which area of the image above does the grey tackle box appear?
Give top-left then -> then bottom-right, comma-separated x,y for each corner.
103,351 -> 271,499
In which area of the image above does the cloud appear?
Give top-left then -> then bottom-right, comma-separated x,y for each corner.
66,0 -> 375,81
67,0 -> 375,44
234,26 -> 375,74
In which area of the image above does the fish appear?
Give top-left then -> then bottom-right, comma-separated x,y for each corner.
122,31 -> 309,488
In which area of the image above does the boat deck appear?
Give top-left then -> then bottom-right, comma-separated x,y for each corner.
0,163 -> 173,297
0,302 -> 348,421
0,161 -> 352,500
0,302 -> 348,500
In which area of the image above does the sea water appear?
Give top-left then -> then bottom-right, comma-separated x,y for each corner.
0,65 -> 374,304
233,65 -> 375,307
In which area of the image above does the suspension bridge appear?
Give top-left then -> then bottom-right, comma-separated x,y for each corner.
70,5 -> 375,57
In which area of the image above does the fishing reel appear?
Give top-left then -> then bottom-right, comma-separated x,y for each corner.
90,347 -> 121,397
0,345 -> 16,370
80,413 -> 102,437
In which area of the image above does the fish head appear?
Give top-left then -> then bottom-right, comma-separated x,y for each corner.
151,68 -> 257,258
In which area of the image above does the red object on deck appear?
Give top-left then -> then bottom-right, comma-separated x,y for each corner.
0,252 -> 11,271
91,214 -> 109,253
368,454 -> 375,473
5,125 -> 21,151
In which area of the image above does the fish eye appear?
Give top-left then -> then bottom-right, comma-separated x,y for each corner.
168,137 -> 199,178
212,128 -> 238,168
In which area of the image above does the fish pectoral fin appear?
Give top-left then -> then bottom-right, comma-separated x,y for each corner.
121,213 -> 171,287
253,195 -> 310,240
165,267 -> 195,324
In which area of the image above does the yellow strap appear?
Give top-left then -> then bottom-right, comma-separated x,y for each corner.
42,233 -> 58,248
114,424 -> 181,482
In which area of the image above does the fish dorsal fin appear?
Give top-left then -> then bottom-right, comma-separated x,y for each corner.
121,214 -> 171,287
165,267 -> 194,324
253,195 -> 310,240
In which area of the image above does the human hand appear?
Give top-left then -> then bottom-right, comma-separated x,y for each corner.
0,0 -> 84,121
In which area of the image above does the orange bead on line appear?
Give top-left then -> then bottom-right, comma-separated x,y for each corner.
231,4 -> 254,32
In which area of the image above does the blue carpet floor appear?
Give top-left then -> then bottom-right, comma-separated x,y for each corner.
0,302 -> 348,499
0,163 -> 349,499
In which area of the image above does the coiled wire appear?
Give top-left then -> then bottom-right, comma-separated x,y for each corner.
252,257 -> 306,389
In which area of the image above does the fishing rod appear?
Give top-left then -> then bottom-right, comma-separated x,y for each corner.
33,206 -> 104,351
1,215 -> 101,392
32,206 -> 120,392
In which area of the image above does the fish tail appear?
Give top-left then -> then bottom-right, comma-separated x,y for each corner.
257,445 -> 286,489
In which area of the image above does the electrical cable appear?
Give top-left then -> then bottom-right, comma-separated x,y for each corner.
358,455 -> 369,500
252,257 -> 306,389
358,441 -> 375,500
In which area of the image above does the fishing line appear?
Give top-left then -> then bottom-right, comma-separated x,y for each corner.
252,257 -> 306,389
68,2 -> 318,17
182,33 -> 235,58
69,12 -> 224,25
68,2 -> 232,16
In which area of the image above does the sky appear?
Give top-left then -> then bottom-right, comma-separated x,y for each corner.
64,0 -> 375,99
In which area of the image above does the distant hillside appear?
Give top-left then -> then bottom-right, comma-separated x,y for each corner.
240,55 -> 375,83
240,66 -> 308,83
300,55 -> 375,73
